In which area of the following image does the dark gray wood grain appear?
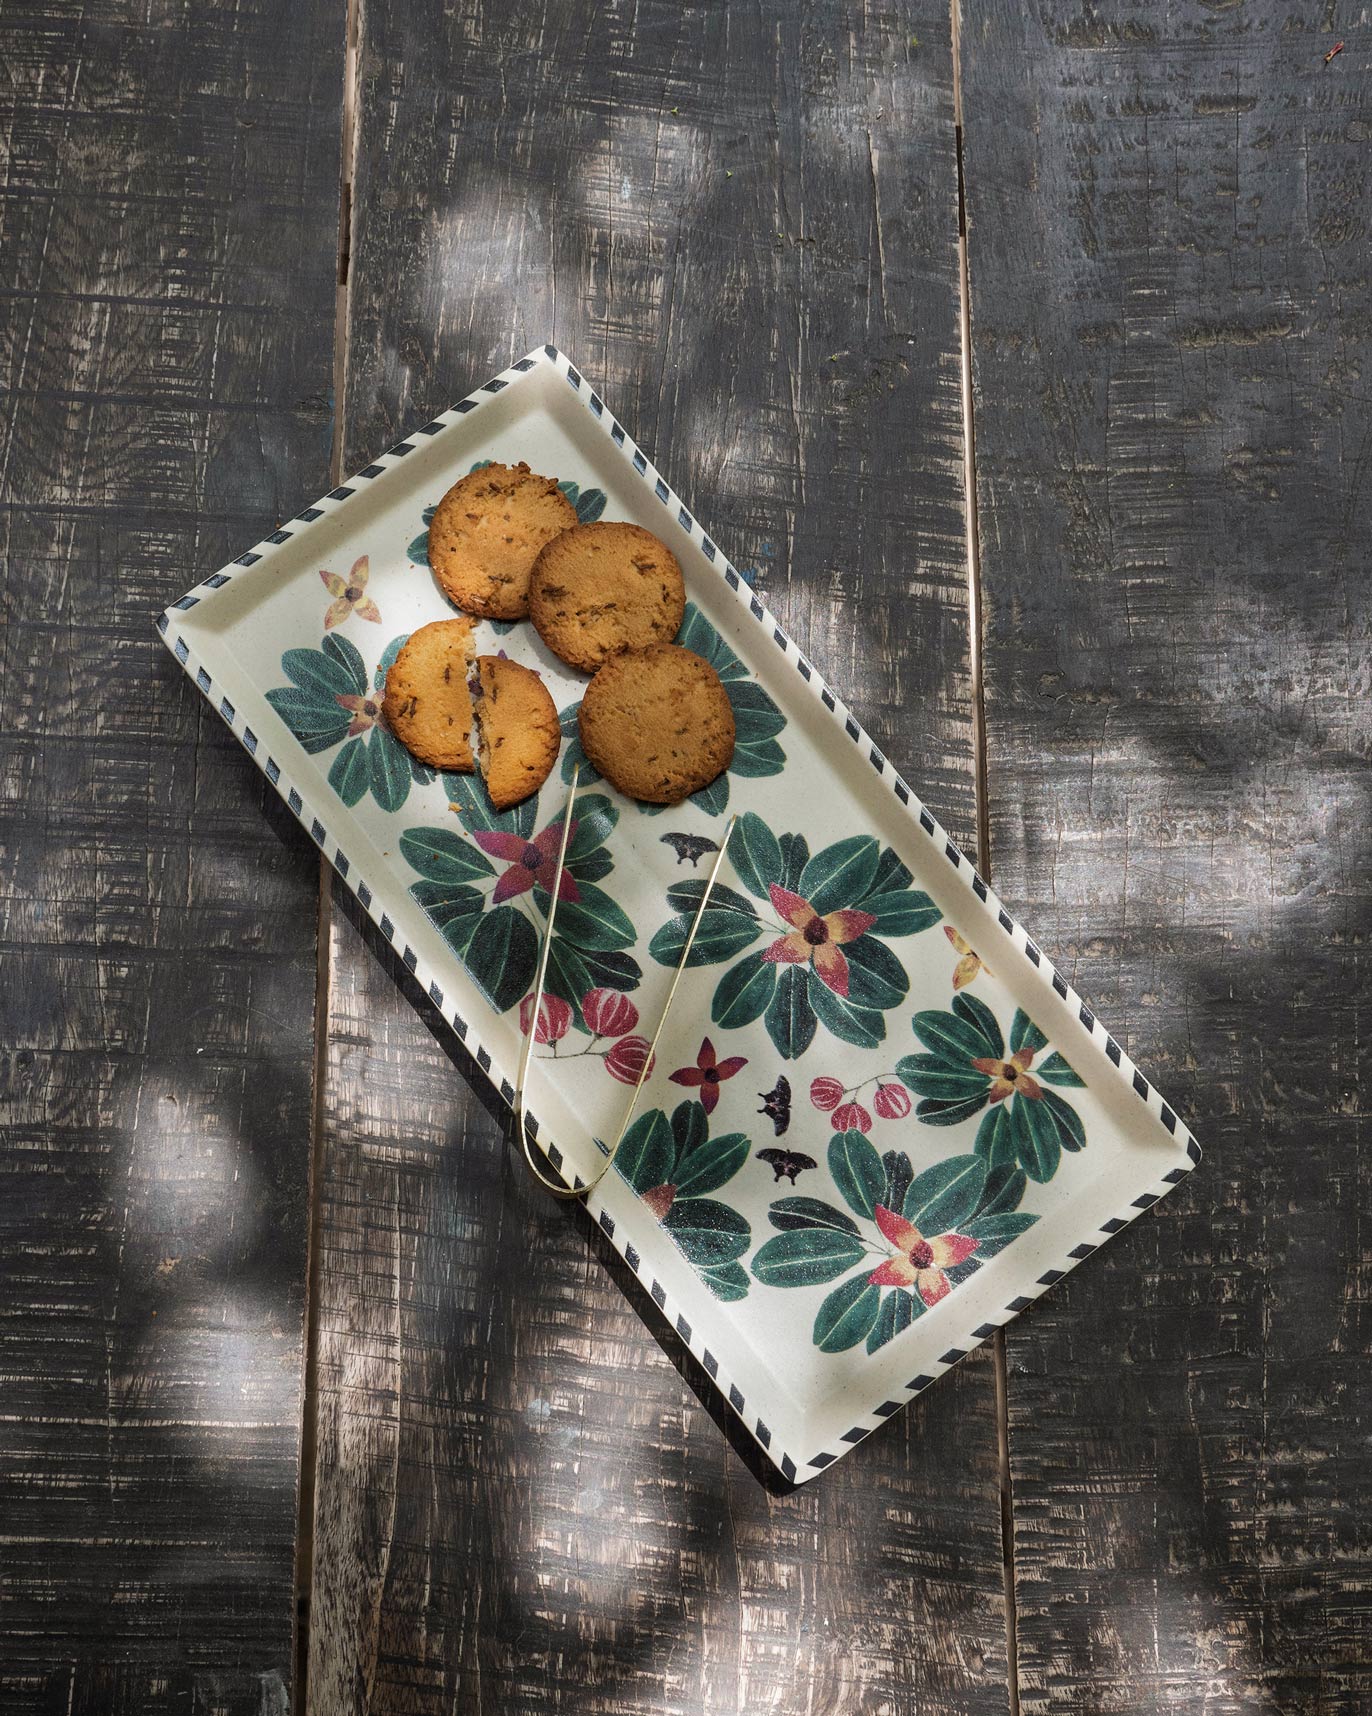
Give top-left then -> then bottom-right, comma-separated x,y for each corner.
307,3 -> 1011,1712
960,4 -> 1372,1711
0,3 -> 341,1708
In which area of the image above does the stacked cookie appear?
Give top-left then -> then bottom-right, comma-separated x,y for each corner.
384,459 -> 735,808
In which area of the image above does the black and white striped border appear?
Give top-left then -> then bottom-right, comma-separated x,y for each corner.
157,344 -> 1201,1485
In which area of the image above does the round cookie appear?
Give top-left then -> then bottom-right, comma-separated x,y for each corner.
381,617 -> 476,771
475,655 -> 561,810
428,461 -> 576,620
577,644 -> 735,805
529,522 -> 686,673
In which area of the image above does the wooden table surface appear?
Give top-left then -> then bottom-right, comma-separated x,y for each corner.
3,2 -> 1368,1712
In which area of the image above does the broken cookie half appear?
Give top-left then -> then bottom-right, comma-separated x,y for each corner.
473,655 -> 561,809
382,621 -> 559,809
381,617 -> 477,770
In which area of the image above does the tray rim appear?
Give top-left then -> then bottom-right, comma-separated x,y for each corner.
157,342 -> 1201,1483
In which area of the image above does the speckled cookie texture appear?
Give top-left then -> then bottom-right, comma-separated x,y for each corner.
381,617 -> 477,771
428,461 -> 576,620
529,521 -> 686,672
475,655 -> 561,810
578,644 -> 735,805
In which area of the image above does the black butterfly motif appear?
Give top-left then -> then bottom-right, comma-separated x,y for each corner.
756,1147 -> 816,1185
757,1075 -> 791,1136
660,831 -> 720,867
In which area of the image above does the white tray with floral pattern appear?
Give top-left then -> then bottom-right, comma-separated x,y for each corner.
158,346 -> 1200,1483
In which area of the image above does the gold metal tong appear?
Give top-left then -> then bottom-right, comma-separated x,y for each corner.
512,764 -> 738,1199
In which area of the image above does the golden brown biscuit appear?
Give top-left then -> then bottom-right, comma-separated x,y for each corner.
474,655 -> 561,810
428,461 -> 576,620
577,644 -> 735,805
529,522 -> 686,673
381,617 -> 476,771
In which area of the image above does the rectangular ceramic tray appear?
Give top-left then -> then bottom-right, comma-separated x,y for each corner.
158,345 -> 1200,1483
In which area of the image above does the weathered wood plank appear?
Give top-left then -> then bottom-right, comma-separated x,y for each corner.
308,3 -> 1010,1712
0,3 -> 341,1708
961,3 -> 1372,1711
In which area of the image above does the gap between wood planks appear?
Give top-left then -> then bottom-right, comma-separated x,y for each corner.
286,5 -> 1018,1707
293,0 -> 362,1703
951,1 -> 1021,1712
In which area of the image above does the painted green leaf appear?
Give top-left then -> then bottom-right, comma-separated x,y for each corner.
903,1154 -> 987,1234
864,847 -> 915,899
1012,1094 -> 1059,1182
543,939 -> 594,1010
895,1055 -> 989,1102
814,1275 -> 881,1353
282,635 -> 365,700
406,531 -> 430,565
544,940 -> 641,1010
327,736 -> 370,804
1010,1009 -> 1049,1056
944,1258 -> 981,1288
953,992 -> 1005,1057
975,1161 -> 1029,1218
911,1008 -> 995,1065
828,1130 -> 886,1220
408,757 -> 436,787
765,963 -> 817,1060
699,1260 -> 750,1301
688,773 -> 732,815
973,1103 -> 1020,1171
616,1109 -> 676,1195
727,736 -> 787,779
649,908 -> 763,968
665,879 -> 758,919
864,889 -> 942,938
723,809 -> 778,906
799,835 -> 880,915
560,735 -> 597,784
843,937 -> 909,1012
729,812 -> 782,901
670,1100 -> 707,1163
264,687 -> 352,753
1038,1051 -> 1085,1087
777,832 -> 810,893
574,486 -> 607,523
712,950 -> 776,1031
561,943 -> 640,994
408,880 -> 485,953
916,1093 -> 991,1128
558,704 -> 602,787
752,1226 -> 866,1288
663,1197 -> 751,1268
678,602 -> 747,679
564,793 -> 617,862
367,724 -> 411,812
567,846 -> 612,885
546,880 -> 636,952
963,1211 -> 1038,1257
673,1132 -> 751,1200
1037,1087 -> 1086,1152
882,1149 -> 914,1214
867,1286 -> 921,1353
809,978 -> 885,1049
766,1197 -> 860,1235
726,681 -> 787,742
400,826 -> 496,885
464,906 -> 538,1014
